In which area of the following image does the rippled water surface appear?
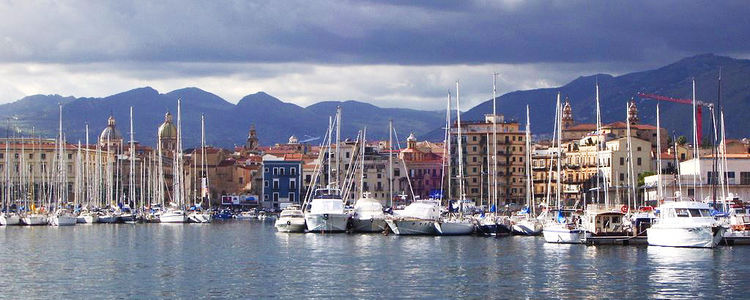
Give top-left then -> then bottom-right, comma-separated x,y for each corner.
0,221 -> 747,299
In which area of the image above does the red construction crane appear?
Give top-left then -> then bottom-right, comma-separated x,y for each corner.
636,92 -> 714,145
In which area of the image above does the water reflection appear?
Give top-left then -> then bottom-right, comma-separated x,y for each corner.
1,223 -> 749,298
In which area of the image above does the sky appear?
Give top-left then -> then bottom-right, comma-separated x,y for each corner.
0,0 -> 748,110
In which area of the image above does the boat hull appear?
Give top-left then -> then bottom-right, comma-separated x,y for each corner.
304,213 -> 348,232
647,225 -> 726,248
275,217 -> 306,233
160,214 -> 187,223
385,218 -> 437,235
435,221 -> 475,235
512,219 -> 543,236
351,217 -> 387,233
0,214 -> 21,225
21,215 -> 48,226
98,215 -> 118,223
543,226 -> 585,244
50,215 -> 77,226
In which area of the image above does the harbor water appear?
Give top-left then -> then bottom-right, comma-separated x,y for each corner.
0,220 -> 747,299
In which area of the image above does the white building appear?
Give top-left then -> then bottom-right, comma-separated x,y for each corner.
644,154 -> 750,203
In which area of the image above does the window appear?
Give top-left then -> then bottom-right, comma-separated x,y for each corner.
306,175 -> 312,182
265,167 -> 269,173
289,192 -> 295,202
28,153 -> 33,159
472,136 -> 477,141
273,179 -> 279,189
264,194 -> 269,201
14,153 -> 18,159
290,179 -> 297,189
272,167 -> 278,175
619,173 -> 625,181
0,153 -> 3,159
619,157 -> 624,166
741,172 -> 750,185
279,168 -> 285,175
239,177 -> 243,184
264,180 -> 269,187
394,169 -> 400,177
68,154 -> 72,159
346,152 -> 350,158
290,167 -> 296,175
637,146 -> 642,151
472,146 -> 477,152
41,153 -> 46,159
637,157 -> 642,166
273,192 -> 279,202
472,157 -> 477,162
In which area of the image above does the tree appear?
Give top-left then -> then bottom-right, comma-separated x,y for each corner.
676,135 -> 687,146
637,171 -> 656,187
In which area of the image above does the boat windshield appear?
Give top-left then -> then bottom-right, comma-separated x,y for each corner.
675,208 -> 690,217
688,208 -> 711,218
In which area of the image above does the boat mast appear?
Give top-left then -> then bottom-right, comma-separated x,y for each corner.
201,113 -> 209,210
656,103 -> 663,201
485,132 -> 490,208
445,92 -> 451,202
359,127 -> 366,198
129,106 -> 135,210
691,78 -> 702,201
525,105 -> 533,216
327,116 -> 333,188
456,80 -> 465,207
336,106 -> 341,189
555,93 -> 562,210
625,102 -> 635,212
388,118 -> 393,207
492,73 -> 498,213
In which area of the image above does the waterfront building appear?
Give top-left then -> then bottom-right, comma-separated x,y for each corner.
262,154 -> 302,210
561,98 -> 667,151
451,114 -> 526,206
644,154 -> 750,203
532,134 -> 652,206
399,134 -> 444,200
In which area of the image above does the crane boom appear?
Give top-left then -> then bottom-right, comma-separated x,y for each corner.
636,92 -> 714,145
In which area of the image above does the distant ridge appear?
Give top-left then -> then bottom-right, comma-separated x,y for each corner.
1,54 -> 748,147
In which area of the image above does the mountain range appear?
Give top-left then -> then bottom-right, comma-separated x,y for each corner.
0,54 -> 747,148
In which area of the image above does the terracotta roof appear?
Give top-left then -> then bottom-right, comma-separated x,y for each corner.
564,123 -> 597,131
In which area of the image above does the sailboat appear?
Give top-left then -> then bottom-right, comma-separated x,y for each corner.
49,104 -> 77,226
511,106 -> 542,235
187,114 -> 211,223
542,92 -> 584,243
350,128 -> 387,233
304,107 -> 349,232
0,133 -> 20,225
161,99 -> 188,223
435,81 -> 474,235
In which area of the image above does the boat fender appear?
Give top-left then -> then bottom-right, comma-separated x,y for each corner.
620,205 -> 629,213
323,214 -> 329,220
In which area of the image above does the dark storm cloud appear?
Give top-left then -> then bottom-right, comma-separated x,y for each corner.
1,0 -> 748,65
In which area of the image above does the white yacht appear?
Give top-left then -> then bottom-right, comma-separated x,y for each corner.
160,208 -> 187,223
511,211 -> 543,236
385,199 -> 441,235
304,188 -> 349,233
0,212 -> 21,226
275,205 -> 306,233
542,209 -> 585,244
21,212 -> 48,226
77,211 -> 99,224
49,208 -> 77,226
435,215 -> 475,235
351,192 -> 387,233
235,211 -> 257,220
187,211 -> 210,223
647,201 -> 726,248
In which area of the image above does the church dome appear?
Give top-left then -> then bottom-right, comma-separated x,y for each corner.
99,115 -> 123,143
158,112 -> 177,139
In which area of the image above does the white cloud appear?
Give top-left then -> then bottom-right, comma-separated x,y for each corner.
0,60 -> 655,110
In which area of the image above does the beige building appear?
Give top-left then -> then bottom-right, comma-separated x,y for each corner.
452,114 -> 526,206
